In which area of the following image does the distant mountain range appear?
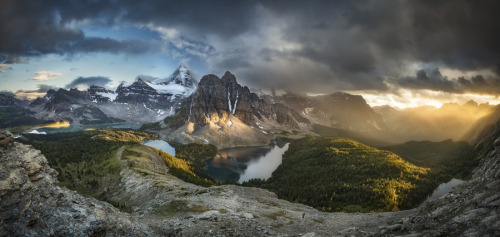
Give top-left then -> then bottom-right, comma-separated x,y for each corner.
1,62 -> 498,148
26,63 -> 198,124
374,100 -> 494,142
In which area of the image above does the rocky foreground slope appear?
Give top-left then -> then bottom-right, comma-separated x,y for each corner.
1,129 -> 499,236
0,131 -> 176,236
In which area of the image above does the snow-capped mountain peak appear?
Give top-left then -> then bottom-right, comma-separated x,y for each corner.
157,63 -> 198,88
112,62 -> 198,109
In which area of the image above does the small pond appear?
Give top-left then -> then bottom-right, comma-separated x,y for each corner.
142,139 -> 176,156
427,178 -> 465,201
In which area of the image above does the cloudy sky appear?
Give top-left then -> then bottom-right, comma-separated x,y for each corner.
1,0 -> 499,108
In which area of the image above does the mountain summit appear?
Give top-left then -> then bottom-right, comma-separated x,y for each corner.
164,63 -> 197,88
153,63 -> 198,89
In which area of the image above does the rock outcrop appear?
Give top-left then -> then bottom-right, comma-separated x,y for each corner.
0,131 -> 175,236
173,71 -> 307,129
162,71 -> 311,148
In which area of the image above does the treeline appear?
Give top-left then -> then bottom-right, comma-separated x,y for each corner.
19,130 -> 140,197
139,122 -> 162,131
243,136 -> 438,212
150,146 -> 215,187
382,140 -> 477,181
174,143 -> 218,183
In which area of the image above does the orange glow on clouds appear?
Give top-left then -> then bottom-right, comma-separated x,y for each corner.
348,89 -> 500,109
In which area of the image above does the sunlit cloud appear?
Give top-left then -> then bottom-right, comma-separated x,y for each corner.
0,64 -> 12,73
15,91 -> 47,100
350,88 -> 500,109
31,71 -> 63,81
15,84 -> 58,100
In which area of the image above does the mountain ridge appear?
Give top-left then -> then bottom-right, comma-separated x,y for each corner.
160,71 -> 312,148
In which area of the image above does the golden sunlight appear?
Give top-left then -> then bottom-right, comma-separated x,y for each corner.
42,120 -> 71,128
352,89 -> 500,109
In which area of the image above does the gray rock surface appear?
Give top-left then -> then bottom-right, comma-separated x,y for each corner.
0,131 -> 175,236
174,71 -> 307,129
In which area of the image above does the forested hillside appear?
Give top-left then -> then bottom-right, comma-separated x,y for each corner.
244,136 -> 438,212
382,140 -> 477,180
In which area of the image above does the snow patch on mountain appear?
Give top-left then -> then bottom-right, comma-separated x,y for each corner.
144,81 -> 192,96
96,92 -> 117,101
232,90 -> 239,114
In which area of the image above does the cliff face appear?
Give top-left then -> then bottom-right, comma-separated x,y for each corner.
162,71 -> 311,148
0,131 -> 175,236
188,72 -> 280,126
173,71 -> 306,129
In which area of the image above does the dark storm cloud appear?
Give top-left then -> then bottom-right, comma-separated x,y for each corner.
395,68 -> 500,94
397,69 -> 457,92
1,0 -> 500,94
0,0 -> 257,63
120,0 -> 258,37
236,0 -> 500,93
0,0 -> 157,63
65,76 -> 111,88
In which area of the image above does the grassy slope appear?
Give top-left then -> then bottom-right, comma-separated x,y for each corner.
244,136 -> 432,212
20,129 -> 217,209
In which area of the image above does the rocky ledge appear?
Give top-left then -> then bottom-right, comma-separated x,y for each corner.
0,131 -> 175,236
